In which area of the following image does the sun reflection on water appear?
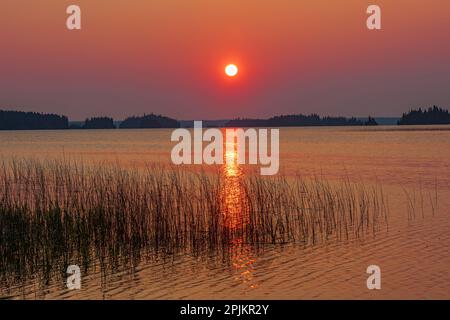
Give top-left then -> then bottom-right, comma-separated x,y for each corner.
222,137 -> 259,290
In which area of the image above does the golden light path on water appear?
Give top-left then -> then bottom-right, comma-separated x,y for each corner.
222,138 -> 258,289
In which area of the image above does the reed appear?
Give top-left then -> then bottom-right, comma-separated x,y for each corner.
0,158 -> 389,286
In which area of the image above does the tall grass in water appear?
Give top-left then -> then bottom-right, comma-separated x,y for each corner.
0,158 -> 388,288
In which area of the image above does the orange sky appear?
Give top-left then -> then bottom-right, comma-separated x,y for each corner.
1,0 -> 450,119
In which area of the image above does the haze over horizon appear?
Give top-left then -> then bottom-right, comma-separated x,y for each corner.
1,0 -> 450,120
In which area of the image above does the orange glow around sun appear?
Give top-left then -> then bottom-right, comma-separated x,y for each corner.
225,64 -> 238,77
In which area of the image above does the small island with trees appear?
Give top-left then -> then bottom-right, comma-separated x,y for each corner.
119,114 -> 180,129
0,110 -> 68,130
398,106 -> 450,125
82,117 -> 116,129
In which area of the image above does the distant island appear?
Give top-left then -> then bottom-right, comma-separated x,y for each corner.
0,110 -> 68,130
225,114 -> 377,127
2,106 -> 450,130
398,106 -> 450,125
70,117 -> 116,129
119,114 -> 180,129
84,117 -> 115,129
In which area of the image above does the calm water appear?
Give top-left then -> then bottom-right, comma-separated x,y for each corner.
1,126 -> 450,299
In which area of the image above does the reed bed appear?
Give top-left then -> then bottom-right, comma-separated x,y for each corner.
0,158 -> 389,286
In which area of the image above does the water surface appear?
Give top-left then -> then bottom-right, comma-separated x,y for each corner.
1,126 -> 449,299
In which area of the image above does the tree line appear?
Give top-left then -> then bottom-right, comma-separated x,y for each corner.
225,114 -> 377,127
1,106 -> 449,130
0,111 -> 180,130
397,106 -> 450,125
0,110 -> 68,130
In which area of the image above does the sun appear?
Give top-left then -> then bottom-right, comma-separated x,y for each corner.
225,64 -> 238,77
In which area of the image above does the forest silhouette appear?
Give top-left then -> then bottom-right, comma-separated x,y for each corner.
1,106 -> 449,130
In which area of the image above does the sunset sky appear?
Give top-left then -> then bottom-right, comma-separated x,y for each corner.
1,0 -> 450,120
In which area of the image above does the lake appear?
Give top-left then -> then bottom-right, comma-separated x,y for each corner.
1,125 -> 449,299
